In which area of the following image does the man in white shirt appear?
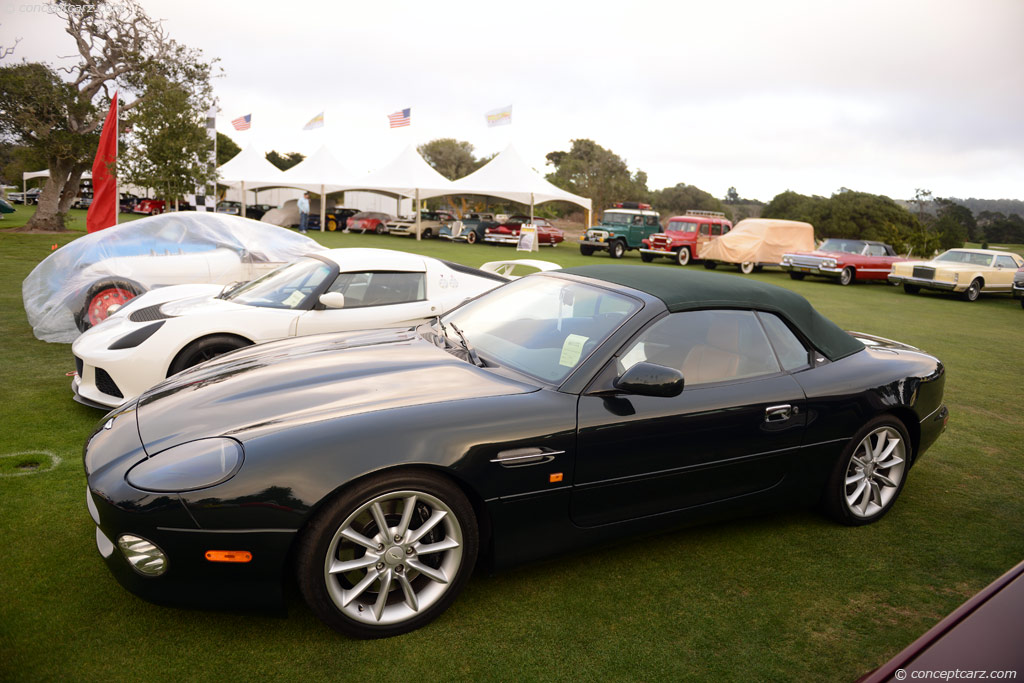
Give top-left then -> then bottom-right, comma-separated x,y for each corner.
297,192 -> 310,233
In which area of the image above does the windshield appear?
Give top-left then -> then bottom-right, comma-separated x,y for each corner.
819,239 -> 866,254
667,220 -> 697,233
442,276 -> 641,384
602,212 -> 634,225
934,250 -> 994,267
226,257 -> 332,309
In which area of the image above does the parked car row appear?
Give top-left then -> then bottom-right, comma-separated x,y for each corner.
336,210 -> 566,247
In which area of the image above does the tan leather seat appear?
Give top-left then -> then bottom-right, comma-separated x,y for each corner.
682,316 -> 742,384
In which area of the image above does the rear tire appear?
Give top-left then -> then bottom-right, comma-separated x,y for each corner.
739,261 -> 755,274
823,416 -> 910,526
704,261 -> 718,270
676,246 -> 691,266
466,231 -> 478,244
168,334 -> 251,375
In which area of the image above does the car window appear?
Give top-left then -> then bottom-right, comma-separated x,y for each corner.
327,271 -> 426,308
644,214 -> 660,227
756,312 -> 810,371
700,224 -> 710,236
619,310 -> 781,386
995,255 -> 1018,269
711,224 -> 722,236
667,220 -> 697,233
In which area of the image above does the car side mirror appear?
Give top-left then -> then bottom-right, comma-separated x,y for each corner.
319,292 -> 346,309
613,362 -> 684,398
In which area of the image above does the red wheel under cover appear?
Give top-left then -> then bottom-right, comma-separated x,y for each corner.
87,287 -> 137,326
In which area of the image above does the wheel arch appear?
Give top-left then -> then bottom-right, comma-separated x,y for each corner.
291,462 -> 494,567
881,407 -> 921,465
166,331 -> 255,378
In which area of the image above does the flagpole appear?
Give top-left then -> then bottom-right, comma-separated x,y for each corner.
114,93 -> 119,225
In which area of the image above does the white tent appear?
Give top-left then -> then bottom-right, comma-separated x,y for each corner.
342,145 -> 458,239
449,145 -> 592,225
217,144 -> 288,219
22,169 -> 92,198
244,145 -> 357,230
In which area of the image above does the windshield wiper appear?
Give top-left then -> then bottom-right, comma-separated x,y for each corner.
448,322 -> 483,367
217,281 -> 246,299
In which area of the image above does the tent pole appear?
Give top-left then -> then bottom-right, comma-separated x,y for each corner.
241,181 -> 247,219
320,184 -> 326,232
415,189 -> 421,241
530,192 -> 535,223
586,208 -> 591,230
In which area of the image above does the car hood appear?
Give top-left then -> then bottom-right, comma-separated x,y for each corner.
791,249 -> 854,259
135,327 -> 539,453
896,259 -> 985,272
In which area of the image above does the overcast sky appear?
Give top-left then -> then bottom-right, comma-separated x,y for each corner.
5,0 -> 1024,202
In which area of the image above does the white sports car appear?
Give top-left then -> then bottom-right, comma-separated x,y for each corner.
71,248 -> 556,408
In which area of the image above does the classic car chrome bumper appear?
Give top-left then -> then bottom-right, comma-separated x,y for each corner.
887,274 -> 959,291
1012,281 -> 1024,298
639,248 -> 674,256
780,263 -> 843,276
484,235 -> 519,245
579,239 -> 611,249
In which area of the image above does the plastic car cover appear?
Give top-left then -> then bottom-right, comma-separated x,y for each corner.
23,212 -> 327,343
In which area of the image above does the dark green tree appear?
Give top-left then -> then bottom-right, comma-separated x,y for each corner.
0,0 -> 216,231
931,198 -> 976,249
725,186 -> 740,203
650,183 -> 729,219
417,139 -> 484,180
545,139 -> 648,217
265,151 -> 305,171
216,132 -> 241,167
120,76 -> 217,201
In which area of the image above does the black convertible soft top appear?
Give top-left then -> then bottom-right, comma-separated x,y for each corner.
558,265 -> 865,361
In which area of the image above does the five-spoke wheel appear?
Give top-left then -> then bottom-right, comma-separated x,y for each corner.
297,471 -> 478,638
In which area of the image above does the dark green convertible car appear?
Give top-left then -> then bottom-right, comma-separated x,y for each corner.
83,266 -> 948,638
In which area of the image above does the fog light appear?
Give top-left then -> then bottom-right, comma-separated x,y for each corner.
118,534 -> 168,576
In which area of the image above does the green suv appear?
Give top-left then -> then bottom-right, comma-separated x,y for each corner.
579,202 -> 662,258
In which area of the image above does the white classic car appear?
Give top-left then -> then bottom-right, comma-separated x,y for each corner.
71,248 -> 556,408
888,248 -> 1024,301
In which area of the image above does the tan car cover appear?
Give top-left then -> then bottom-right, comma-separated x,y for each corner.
701,219 -> 815,265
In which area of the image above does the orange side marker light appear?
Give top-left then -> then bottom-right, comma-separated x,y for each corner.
549,473 -> 563,483
205,550 -> 252,563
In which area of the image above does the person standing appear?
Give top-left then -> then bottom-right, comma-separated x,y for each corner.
298,192 -> 310,233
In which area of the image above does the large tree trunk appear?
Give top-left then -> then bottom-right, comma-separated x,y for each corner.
57,163 -> 89,215
22,160 -> 76,231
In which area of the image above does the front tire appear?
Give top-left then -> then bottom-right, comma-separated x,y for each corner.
610,240 -> 626,259
839,267 -> 855,286
77,281 -> 144,331
823,416 -> 910,526
296,470 -> 478,639
961,278 -> 982,301
903,283 -> 920,294
168,334 -> 251,375
676,246 -> 691,266
579,244 -> 595,256
789,272 -> 806,281
640,252 -> 655,263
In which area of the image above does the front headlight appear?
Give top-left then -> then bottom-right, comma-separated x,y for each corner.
126,438 -> 243,492
822,258 -> 837,268
781,256 -> 792,265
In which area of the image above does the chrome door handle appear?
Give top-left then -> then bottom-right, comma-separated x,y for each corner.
765,404 -> 796,422
490,448 -> 565,467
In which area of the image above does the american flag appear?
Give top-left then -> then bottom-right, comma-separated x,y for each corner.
387,108 -> 411,128
231,114 -> 251,131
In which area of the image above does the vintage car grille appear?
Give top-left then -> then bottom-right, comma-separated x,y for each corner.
789,255 -> 828,268
75,355 -> 83,377
913,266 -> 936,279
129,304 -> 173,323
95,368 -> 123,399
650,235 -> 672,249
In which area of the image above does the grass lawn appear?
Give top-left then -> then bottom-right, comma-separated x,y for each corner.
1,211 -> 1022,681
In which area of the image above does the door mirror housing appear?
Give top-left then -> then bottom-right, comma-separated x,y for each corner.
613,362 -> 684,398
319,292 -> 346,309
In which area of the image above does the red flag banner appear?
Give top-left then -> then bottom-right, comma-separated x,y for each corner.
87,94 -> 118,233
